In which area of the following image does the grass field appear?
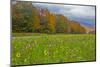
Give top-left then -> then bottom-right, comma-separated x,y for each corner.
11,33 -> 96,65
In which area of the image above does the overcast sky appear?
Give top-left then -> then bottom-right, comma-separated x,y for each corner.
32,2 -> 95,27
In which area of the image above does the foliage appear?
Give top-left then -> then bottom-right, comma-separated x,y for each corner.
55,14 -> 69,33
69,21 -> 86,34
12,1 -> 86,34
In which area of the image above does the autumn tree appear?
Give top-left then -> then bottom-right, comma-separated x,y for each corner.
12,1 -> 86,34
30,7 -> 41,32
12,1 -> 41,32
55,14 -> 69,33
69,21 -> 86,34
47,13 -> 56,33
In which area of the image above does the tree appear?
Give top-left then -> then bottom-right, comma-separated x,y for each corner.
12,1 -> 41,32
47,13 -> 56,33
12,1 -> 86,34
69,21 -> 86,34
55,14 -> 69,33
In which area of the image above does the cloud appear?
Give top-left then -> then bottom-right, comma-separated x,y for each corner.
33,3 -> 95,17
64,6 -> 95,18
32,2 -> 95,27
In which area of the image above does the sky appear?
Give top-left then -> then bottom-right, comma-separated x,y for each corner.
32,2 -> 96,27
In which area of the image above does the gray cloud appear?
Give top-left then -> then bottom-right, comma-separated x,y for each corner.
33,3 -> 95,18
32,2 -> 95,27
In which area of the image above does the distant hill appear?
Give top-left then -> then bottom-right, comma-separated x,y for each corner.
82,25 -> 95,34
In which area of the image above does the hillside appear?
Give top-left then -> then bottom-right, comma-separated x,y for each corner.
82,25 -> 95,34
12,1 -> 87,34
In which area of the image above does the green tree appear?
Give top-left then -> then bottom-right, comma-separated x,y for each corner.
55,14 -> 69,33
12,1 -> 41,32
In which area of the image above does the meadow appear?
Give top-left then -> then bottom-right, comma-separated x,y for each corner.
11,33 -> 96,65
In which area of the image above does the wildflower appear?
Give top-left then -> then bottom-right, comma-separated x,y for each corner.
44,50 -> 48,56
16,52 -> 21,57
24,59 -> 27,62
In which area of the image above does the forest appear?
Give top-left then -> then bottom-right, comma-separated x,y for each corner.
12,1 -> 86,34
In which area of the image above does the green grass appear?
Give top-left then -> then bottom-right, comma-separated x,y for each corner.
11,33 -> 96,65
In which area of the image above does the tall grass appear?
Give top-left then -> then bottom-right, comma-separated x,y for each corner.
12,33 -> 96,65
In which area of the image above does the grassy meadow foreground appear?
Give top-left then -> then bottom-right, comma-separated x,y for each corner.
12,33 -> 96,65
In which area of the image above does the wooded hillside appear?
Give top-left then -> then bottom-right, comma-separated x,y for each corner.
12,1 -> 86,34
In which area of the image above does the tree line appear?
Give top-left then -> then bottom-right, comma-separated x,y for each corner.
12,1 -> 86,34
